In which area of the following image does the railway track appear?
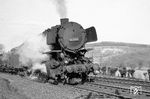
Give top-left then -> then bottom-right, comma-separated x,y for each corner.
74,84 -> 131,99
73,81 -> 150,99
93,75 -> 150,90
72,75 -> 150,99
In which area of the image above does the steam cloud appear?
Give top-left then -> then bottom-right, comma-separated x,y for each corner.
52,0 -> 67,18
0,0 -> 68,74
16,34 -> 50,73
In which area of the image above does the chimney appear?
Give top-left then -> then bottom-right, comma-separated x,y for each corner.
60,18 -> 69,25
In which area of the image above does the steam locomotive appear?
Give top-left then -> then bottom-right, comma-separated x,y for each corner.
0,18 -> 97,85
43,18 -> 97,84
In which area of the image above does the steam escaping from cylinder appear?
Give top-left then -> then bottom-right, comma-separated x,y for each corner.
52,0 -> 67,18
31,63 -> 47,73
16,34 -> 50,73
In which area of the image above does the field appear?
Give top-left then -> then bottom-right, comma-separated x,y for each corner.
85,41 -> 150,69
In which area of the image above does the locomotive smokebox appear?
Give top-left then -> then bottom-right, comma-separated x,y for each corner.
60,18 -> 69,25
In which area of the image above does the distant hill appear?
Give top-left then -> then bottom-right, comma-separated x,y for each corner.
86,41 -> 150,48
85,41 -> 150,69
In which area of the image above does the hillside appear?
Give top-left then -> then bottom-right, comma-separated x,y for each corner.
85,41 -> 150,69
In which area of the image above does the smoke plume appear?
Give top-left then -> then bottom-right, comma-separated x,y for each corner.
16,34 -> 50,72
52,0 -> 67,18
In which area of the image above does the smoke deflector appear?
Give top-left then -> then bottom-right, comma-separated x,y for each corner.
86,26 -> 97,42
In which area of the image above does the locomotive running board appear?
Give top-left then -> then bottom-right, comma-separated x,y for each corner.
43,50 -> 62,54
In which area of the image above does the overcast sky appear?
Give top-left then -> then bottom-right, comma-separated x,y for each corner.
0,0 -> 150,50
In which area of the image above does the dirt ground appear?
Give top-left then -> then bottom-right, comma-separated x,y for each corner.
0,73 -> 90,99
0,77 -> 29,99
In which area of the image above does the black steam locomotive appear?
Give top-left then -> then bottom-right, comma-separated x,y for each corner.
43,18 -> 97,84
0,18 -> 97,85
